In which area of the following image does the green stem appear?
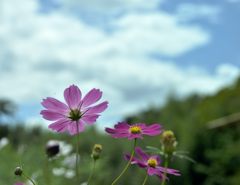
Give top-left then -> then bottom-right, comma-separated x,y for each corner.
44,158 -> 51,185
22,173 -> 37,185
161,155 -> 169,185
75,122 -> 80,183
87,159 -> 96,185
142,174 -> 148,185
111,139 -> 137,185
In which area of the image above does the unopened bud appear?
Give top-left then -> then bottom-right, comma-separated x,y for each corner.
46,140 -> 60,158
14,167 -> 23,176
91,144 -> 102,160
161,130 -> 177,155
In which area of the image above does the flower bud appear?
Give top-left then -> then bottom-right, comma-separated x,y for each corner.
14,167 -> 23,176
46,140 -> 60,158
91,144 -> 102,160
161,130 -> 177,155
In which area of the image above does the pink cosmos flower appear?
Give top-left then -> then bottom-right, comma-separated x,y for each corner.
125,147 -> 180,179
105,122 -> 162,140
14,183 -> 24,185
41,85 -> 108,135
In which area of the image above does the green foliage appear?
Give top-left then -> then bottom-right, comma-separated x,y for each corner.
0,77 -> 240,185
125,77 -> 240,185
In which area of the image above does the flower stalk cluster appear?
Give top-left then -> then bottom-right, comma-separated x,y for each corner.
105,123 -> 180,184
14,84 -> 184,185
161,130 -> 177,157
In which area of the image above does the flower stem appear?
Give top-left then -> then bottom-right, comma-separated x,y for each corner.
161,155 -> 169,185
87,159 -> 96,185
22,173 -> 36,185
142,174 -> 148,185
111,139 -> 137,185
44,158 -> 51,185
75,122 -> 80,183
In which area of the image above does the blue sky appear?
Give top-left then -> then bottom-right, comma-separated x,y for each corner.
164,0 -> 240,70
0,0 -> 239,128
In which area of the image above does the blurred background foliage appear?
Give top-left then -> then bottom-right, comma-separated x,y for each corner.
0,77 -> 240,185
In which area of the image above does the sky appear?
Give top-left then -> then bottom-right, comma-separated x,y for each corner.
0,0 -> 240,129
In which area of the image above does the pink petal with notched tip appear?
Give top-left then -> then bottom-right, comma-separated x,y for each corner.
141,124 -> 162,136
40,110 -> 65,121
84,101 -> 108,115
114,122 -> 130,129
158,167 -> 181,176
82,114 -> 100,125
41,97 -> 68,113
48,118 -> 70,132
145,124 -> 162,130
142,129 -> 162,136
135,147 -> 149,161
105,126 -> 130,138
81,88 -> 102,108
105,128 -> 115,134
64,85 -> 82,109
124,154 -> 147,168
112,132 -> 130,138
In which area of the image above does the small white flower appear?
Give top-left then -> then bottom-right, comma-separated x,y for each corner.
0,137 -> 9,150
62,154 -> 80,168
52,167 -> 65,176
65,169 -> 75,179
59,141 -> 73,156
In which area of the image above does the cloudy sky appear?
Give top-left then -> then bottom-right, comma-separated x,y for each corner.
0,0 -> 239,128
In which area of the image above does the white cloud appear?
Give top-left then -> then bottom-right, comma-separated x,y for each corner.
111,13 -> 209,57
56,0 -> 164,15
176,3 -> 221,23
0,0 -> 238,128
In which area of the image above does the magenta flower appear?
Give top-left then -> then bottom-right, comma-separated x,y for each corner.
105,122 -> 162,140
14,183 -> 24,185
41,85 -> 108,135
125,147 -> 180,179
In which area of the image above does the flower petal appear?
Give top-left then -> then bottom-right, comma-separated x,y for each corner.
64,85 -> 82,109
135,147 -> 149,161
105,122 -> 133,139
41,97 -> 68,113
82,114 -> 99,125
48,118 -> 70,132
114,122 -> 130,130
105,128 -> 116,134
84,101 -> 108,115
67,121 -> 85,135
40,110 -> 65,121
124,154 -> 147,168
158,167 -> 181,176
81,88 -> 102,107
105,127 -> 130,138
152,155 -> 161,165
147,167 -> 158,176
128,134 -> 143,140
142,124 -> 162,136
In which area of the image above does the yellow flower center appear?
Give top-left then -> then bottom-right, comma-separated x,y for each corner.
147,158 -> 157,168
129,126 -> 142,134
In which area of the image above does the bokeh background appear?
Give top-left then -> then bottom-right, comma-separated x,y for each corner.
0,0 -> 240,184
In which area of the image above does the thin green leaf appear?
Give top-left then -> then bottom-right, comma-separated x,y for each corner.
174,153 -> 196,163
145,146 -> 163,155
